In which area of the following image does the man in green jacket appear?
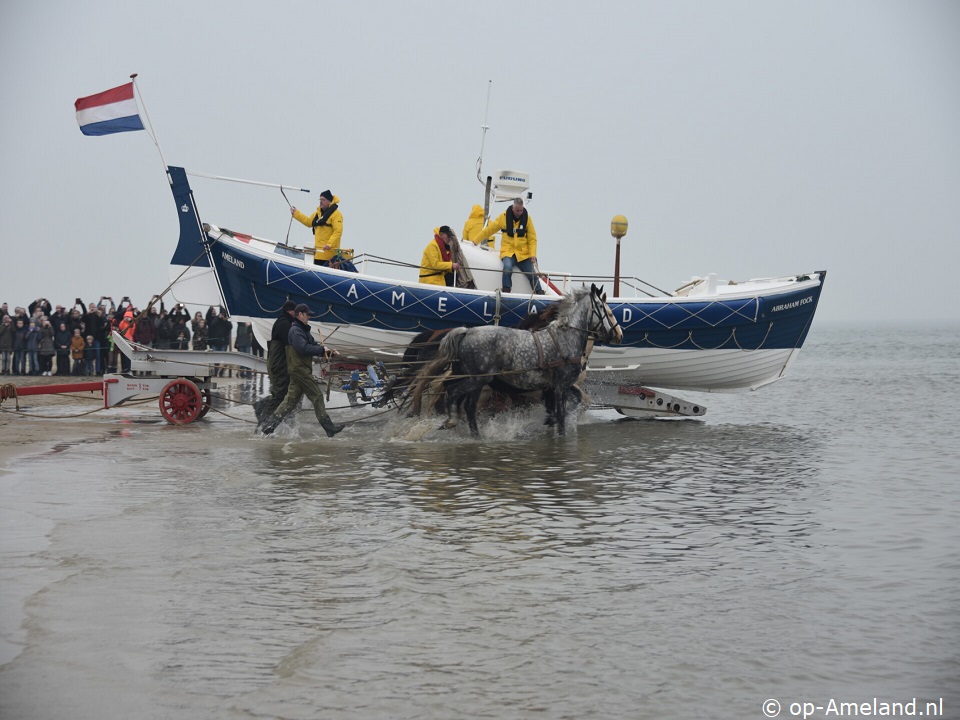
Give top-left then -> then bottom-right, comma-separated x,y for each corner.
253,300 -> 297,422
256,304 -> 344,437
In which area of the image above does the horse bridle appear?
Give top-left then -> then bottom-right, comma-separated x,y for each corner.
586,291 -> 620,342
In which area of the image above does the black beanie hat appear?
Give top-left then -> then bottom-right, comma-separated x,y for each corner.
320,190 -> 334,202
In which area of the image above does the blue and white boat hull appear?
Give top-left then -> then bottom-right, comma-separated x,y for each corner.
167,165 -> 825,393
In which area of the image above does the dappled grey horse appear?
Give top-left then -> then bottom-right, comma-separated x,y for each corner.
429,284 -> 622,436
390,303 -> 562,416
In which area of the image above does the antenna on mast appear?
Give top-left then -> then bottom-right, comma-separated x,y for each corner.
476,80 -> 493,185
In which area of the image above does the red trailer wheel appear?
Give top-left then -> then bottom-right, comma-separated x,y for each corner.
159,378 -> 203,425
197,387 -> 212,419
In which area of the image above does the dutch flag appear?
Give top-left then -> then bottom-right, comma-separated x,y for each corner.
75,82 -> 144,136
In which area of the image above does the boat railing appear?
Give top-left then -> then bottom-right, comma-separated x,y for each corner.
539,273 -> 673,298
210,225 -> 673,298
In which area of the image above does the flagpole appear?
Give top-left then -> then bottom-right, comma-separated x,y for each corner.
130,73 -> 169,173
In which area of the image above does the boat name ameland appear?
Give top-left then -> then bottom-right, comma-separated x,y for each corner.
222,251 -> 244,269
342,285 -> 505,318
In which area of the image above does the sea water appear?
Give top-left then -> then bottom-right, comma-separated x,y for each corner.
1,323 -> 958,719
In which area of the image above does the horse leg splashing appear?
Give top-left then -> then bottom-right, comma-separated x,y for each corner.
542,384 -> 586,428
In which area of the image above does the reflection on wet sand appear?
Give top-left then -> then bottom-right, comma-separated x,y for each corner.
250,412 -> 823,565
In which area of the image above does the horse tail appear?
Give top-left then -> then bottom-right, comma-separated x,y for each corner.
377,329 -> 444,409
402,328 -> 441,366
436,326 -> 468,364
407,327 -> 468,415
417,326 -> 465,378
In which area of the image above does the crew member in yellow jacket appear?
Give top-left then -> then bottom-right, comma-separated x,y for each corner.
462,204 -> 485,244
291,190 -> 343,266
419,226 -> 462,286
473,198 -> 543,294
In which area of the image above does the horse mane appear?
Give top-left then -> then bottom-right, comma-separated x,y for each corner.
551,286 -> 590,329
517,303 -> 559,330
516,287 -> 590,331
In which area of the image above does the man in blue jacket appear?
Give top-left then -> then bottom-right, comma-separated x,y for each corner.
256,304 -> 344,437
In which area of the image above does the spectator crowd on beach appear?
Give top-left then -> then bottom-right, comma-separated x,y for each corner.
0,295 -> 260,377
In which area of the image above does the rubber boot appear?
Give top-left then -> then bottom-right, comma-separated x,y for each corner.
258,413 -> 281,435
320,416 -> 345,438
252,397 -> 267,423
501,287 -> 511,293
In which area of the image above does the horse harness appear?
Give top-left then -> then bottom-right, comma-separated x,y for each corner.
530,325 -> 590,379
530,292 -> 614,377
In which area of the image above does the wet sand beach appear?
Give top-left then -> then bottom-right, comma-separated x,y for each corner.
2,327 -> 959,719
0,373 -> 254,470
0,375 -> 113,468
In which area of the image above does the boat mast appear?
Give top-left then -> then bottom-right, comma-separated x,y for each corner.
476,80 -> 493,223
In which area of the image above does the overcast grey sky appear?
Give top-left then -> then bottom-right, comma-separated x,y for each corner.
1,0 -> 957,324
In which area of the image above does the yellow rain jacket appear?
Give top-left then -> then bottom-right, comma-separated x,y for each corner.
293,197 -> 343,262
419,229 -> 455,286
462,204 -> 485,245
474,208 -> 538,262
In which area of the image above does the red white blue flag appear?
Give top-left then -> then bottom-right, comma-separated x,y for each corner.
75,82 -> 144,136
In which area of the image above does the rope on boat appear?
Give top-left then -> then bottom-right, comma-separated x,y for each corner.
120,246 -> 215,330
634,321 -> 775,352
